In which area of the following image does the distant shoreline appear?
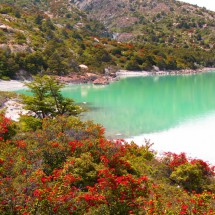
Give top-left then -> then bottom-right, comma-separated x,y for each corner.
0,67 -> 215,90
116,67 -> 215,77
58,67 -> 215,84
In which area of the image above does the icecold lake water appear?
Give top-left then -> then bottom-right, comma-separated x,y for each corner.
17,71 -> 215,163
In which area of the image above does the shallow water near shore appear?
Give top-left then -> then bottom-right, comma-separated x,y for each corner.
17,71 -> 215,163
126,112 -> 215,164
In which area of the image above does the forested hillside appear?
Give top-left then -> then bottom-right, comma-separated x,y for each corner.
72,0 -> 215,49
0,0 -> 214,80
0,0 -> 113,79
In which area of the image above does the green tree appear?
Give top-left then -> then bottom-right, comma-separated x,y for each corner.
35,14 -> 43,25
125,59 -> 141,70
0,50 -> 19,79
170,163 -> 204,192
24,52 -> 47,74
22,75 -> 82,119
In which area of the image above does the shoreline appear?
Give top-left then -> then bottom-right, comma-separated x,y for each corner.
0,68 -> 215,88
3,99 -> 32,121
0,80 -> 28,91
57,67 -> 215,84
116,67 -> 215,77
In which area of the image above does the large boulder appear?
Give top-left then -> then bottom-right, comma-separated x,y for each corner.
86,73 -> 99,81
79,64 -> 89,71
93,77 -> 109,85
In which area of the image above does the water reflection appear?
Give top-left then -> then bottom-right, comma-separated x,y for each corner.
17,72 -> 214,138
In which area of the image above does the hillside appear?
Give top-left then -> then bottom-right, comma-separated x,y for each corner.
72,0 -> 215,50
0,0 -> 215,80
0,1 -> 114,78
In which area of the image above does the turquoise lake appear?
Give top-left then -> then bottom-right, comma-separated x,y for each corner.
16,71 -> 215,163
60,71 -> 215,138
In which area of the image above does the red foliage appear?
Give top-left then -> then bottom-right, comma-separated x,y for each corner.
68,140 -> 83,152
0,115 -> 11,141
16,140 -> 27,149
163,152 -> 188,170
191,159 -> 215,176
163,152 -> 214,176
180,204 -> 188,214
0,116 -> 214,214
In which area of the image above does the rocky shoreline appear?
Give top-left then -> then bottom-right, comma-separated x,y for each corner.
56,67 -> 215,85
117,67 -> 215,77
0,68 -> 215,88
56,72 -> 118,85
3,99 -> 32,121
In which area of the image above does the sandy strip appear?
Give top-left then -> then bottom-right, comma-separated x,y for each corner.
116,68 -> 215,78
116,70 -> 151,77
0,80 -> 28,91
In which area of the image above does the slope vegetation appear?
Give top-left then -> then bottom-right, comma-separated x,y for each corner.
0,0 -> 214,79
72,0 -> 215,50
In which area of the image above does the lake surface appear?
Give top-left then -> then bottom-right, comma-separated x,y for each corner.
17,71 -> 215,163
61,72 -> 215,135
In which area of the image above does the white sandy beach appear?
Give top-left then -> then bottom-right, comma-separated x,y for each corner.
116,70 -> 151,77
116,68 -> 215,77
0,80 -> 28,91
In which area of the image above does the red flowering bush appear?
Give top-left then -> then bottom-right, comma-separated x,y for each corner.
0,115 -> 214,214
162,152 -> 215,192
0,114 -> 14,141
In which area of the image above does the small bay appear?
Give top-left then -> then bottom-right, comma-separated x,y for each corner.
16,71 -> 215,163
60,71 -> 215,136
